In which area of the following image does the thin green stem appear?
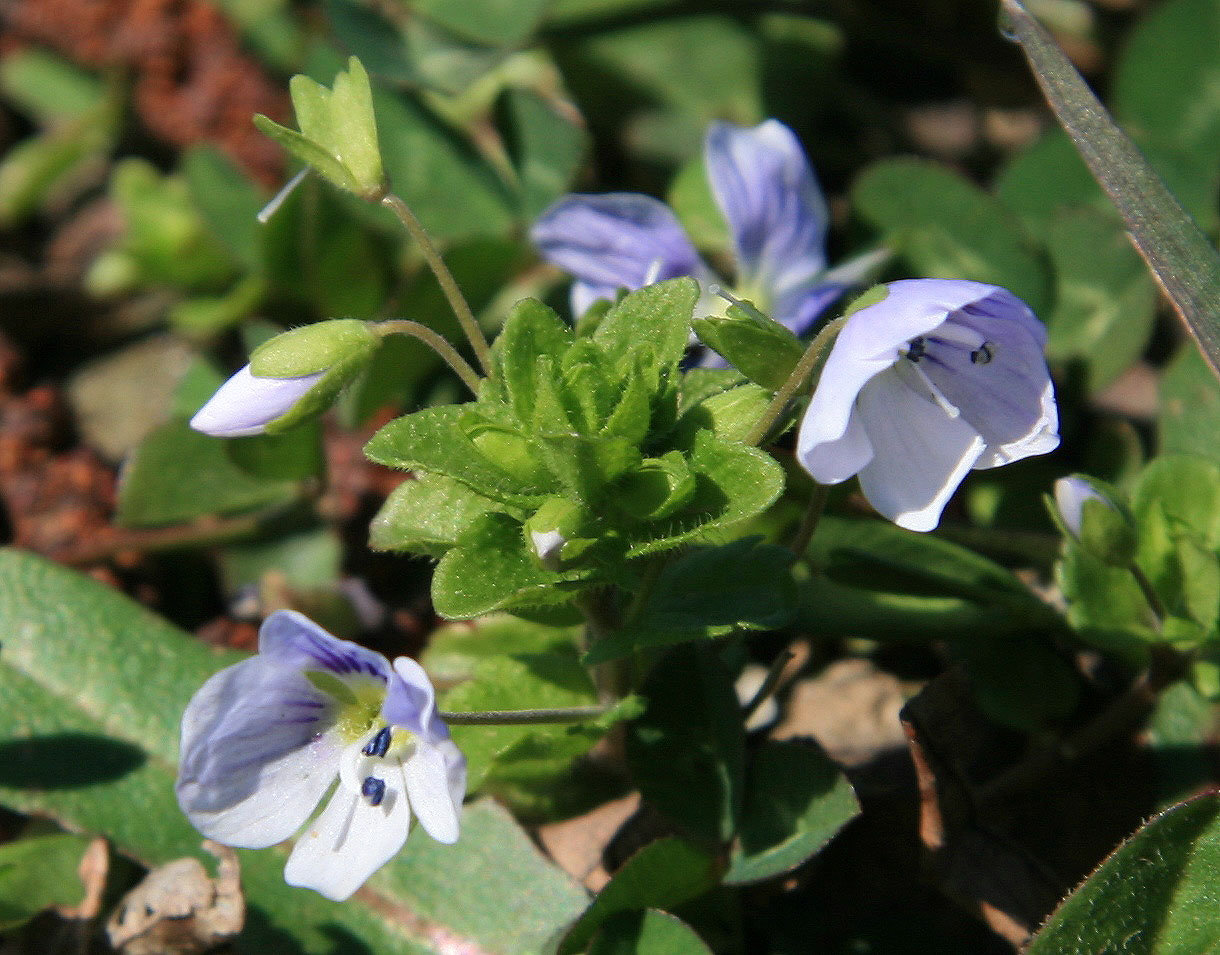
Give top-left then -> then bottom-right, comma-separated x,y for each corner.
439,705 -> 611,725
380,193 -> 493,377
744,316 -> 846,447
788,483 -> 830,557
374,319 -> 481,395
1130,563 -> 1168,628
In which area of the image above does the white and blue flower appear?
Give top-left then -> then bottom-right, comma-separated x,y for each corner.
797,279 -> 1060,532
531,120 -> 882,336
176,611 -> 465,902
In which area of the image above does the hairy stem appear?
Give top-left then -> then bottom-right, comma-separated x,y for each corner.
440,705 -> 612,725
374,319 -> 482,394
380,193 -> 493,377
745,316 -> 846,447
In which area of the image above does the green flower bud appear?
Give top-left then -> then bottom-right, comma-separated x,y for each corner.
1050,475 -> 1138,567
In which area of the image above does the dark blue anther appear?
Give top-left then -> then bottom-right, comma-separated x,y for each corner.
970,342 -> 994,365
361,776 -> 386,807
906,336 -> 927,362
362,726 -> 392,758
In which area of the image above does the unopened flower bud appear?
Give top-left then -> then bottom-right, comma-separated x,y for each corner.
191,319 -> 378,437
1050,475 -> 1137,567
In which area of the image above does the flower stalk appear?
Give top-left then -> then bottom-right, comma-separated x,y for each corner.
373,319 -> 482,395
744,316 -> 846,447
381,193 -> 493,378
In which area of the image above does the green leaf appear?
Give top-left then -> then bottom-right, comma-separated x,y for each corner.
627,646 -> 744,843
424,617 -> 601,794
594,278 -> 700,376
724,741 -> 859,885
852,156 -> 1050,313
497,298 -> 574,425
0,549 -> 587,953
225,421 -> 326,481
669,382 -> 774,447
432,513 -> 589,618
500,89 -> 588,220
218,526 -> 342,595
413,0 -> 549,46
182,147 -> 266,273
952,633 -> 1081,731
326,0 -> 508,96
1111,0 -> 1220,160
375,89 -> 516,241
585,538 -> 797,664
1133,455 -> 1220,551
1161,345 -> 1220,465
669,156 -> 730,254
556,838 -> 720,955
1001,0 -> 1220,382
589,909 -> 714,954
1028,794 -> 1220,954
370,472 -> 498,555
0,49 -> 104,123
626,432 -> 786,558
693,308 -> 806,391
0,832 -> 93,931
116,420 -> 301,527
1044,208 -> 1157,394
365,404 -> 546,503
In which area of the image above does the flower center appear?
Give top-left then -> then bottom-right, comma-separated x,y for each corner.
339,724 -> 417,807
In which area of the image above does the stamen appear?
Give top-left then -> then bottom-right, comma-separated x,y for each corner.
904,336 -> 927,362
898,360 -> 962,419
362,726 -> 392,758
361,776 -> 386,807
970,342 -> 995,365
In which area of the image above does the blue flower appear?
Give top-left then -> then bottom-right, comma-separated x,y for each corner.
797,279 -> 1059,531
531,120 -> 883,336
189,365 -> 325,437
176,611 -> 466,901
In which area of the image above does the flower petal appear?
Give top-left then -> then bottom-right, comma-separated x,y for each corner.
774,246 -> 892,336
917,289 -> 1060,467
283,765 -> 412,902
403,742 -> 461,844
260,610 -> 391,681
796,400 -> 874,485
799,279 -> 1007,448
383,657 -> 447,741
705,120 -> 828,305
189,365 -> 324,438
176,656 -> 341,847
854,370 -> 987,531
531,193 -> 704,314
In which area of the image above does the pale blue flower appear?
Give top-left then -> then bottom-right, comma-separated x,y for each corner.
531,120 -> 882,336
189,365 -> 323,437
176,611 -> 465,902
797,279 -> 1059,532
1054,476 -> 1105,539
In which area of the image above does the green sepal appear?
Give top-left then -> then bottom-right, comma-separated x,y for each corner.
693,304 -> 805,390
250,319 -> 378,377
254,57 -> 386,199
460,413 -> 557,488
594,277 -> 699,375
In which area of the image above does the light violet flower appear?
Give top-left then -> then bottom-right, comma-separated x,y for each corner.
189,365 -> 324,437
797,279 -> 1059,532
531,120 -> 883,336
176,611 -> 465,902
1053,476 -> 1105,539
